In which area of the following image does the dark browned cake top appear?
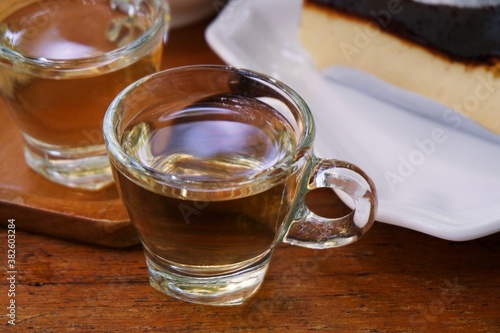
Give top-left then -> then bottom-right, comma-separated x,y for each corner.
307,0 -> 500,64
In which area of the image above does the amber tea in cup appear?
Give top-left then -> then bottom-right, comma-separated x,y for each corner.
0,0 -> 168,190
103,65 -> 378,305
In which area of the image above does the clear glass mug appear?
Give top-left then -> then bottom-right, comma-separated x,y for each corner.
103,65 -> 377,305
0,0 -> 169,190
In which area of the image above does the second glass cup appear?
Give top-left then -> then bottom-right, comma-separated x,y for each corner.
0,0 -> 169,190
103,65 -> 378,305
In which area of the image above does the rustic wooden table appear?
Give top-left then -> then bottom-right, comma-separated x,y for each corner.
1,17 -> 499,333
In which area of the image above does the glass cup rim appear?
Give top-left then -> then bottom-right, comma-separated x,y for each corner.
103,64 -> 316,191
0,0 -> 168,73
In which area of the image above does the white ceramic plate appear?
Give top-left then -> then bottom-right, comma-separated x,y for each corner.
206,0 -> 500,241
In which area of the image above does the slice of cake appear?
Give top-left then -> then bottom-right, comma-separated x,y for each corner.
299,0 -> 500,135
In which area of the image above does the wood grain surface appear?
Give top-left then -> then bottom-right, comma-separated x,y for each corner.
1,218 -> 499,332
0,14 -> 499,333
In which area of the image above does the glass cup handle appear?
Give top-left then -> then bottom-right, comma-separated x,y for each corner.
283,158 -> 378,249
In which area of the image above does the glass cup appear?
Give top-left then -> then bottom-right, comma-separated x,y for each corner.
0,0 -> 169,190
103,65 -> 378,305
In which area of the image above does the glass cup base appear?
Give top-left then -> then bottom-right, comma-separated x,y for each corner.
146,254 -> 271,306
23,136 -> 114,191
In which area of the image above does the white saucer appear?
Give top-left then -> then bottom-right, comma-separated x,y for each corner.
206,0 -> 500,241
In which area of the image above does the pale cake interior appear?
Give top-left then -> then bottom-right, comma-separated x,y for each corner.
299,2 -> 500,135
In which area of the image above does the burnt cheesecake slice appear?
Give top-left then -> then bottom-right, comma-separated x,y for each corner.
299,0 -> 500,134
